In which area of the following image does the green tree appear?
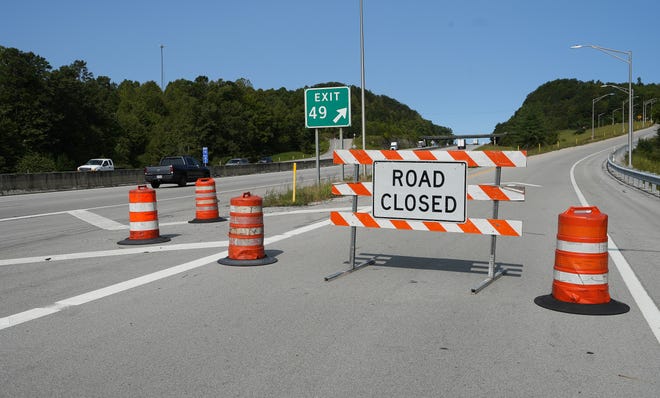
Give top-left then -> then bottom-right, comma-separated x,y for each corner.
48,60 -> 118,169
508,104 -> 556,148
0,46 -> 53,172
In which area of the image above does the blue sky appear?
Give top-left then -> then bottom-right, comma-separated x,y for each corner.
3,0 -> 659,135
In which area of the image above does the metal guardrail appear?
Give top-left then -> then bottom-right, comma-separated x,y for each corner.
607,144 -> 660,197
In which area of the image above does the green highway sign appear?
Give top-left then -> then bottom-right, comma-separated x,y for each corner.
304,86 -> 351,128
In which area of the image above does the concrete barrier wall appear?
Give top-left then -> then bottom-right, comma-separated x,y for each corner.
0,158 -> 335,195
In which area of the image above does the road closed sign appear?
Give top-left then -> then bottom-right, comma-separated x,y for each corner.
372,160 -> 467,222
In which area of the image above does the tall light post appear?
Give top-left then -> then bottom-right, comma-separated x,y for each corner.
160,44 -> 165,91
643,98 -> 657,126
612,108 -> 621,130
598,112 -> 606,128
359,0 -> 367,178
602,84 -> 633,135
592,93 -> 614,140
572,44 -> 633,167
359,0 -> 366,151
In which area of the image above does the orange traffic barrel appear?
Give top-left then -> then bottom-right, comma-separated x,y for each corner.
189,178 -> 225,223
535,206 -> 628,315
218,192 -> 277,266
118,185 -> 171,245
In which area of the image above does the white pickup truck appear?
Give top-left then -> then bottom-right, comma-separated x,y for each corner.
77,158 -> 114,172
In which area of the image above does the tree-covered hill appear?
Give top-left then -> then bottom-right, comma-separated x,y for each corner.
494,78 -> 660,148
0,46 -> 451,173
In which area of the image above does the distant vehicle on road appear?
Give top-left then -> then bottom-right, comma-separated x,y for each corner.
226,158 -> 250,166
456,139 -> 466,150
144,156 -> 209,188
257,156 -> 273,164
389,142 -> 399,150
77,158 -> 114,172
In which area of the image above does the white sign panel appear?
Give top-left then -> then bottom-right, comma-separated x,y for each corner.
372,161 -> 467,222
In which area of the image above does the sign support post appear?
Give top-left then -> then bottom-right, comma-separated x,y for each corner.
325,163 -> 375,281
315,128 -> 320,186
471,166 -> 505,293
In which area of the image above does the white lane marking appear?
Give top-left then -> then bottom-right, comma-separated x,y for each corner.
68,210 -> 127,230
571,150 -> 660,345
0,217 -> 331,331
0,241 -> 229,267
0,181 -> 319,223
0,211 -> 68,222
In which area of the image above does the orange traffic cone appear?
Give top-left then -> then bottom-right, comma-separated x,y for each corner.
189,178 -> 225,223
118,185 -> 171,245
218,192 -> 277,266
535,206 -> 628,315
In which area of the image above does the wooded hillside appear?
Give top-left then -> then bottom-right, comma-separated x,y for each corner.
0,46 -> 451,173
494,78 -> 660,148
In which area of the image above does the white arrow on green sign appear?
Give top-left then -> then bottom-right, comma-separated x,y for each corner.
304,86 -> 351,128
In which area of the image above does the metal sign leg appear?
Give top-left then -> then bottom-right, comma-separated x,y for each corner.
325,164 -> 374,281
472,166 -> 506,293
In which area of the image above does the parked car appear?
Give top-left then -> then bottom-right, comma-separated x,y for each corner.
144,156 -> 210,188
226,158 -> 249,166
77,158 -> 114,172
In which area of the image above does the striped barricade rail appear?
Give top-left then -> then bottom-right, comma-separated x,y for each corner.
333,149 -> 527,167
331,182 -> 525,202
327,149 -> 527,293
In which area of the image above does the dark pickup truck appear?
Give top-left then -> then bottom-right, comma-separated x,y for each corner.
144,156 -> 210,188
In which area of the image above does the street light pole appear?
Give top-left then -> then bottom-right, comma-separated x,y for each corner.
572,44 -> 634,167
592,93 -> 614,140
612,108 -> 621,128
359,0 -> 367,177
643,98 -> 657,126
602,84 -> 634,135
160,44 -> 165,91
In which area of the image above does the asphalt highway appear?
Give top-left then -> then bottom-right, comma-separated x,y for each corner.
1,129 -> 658,397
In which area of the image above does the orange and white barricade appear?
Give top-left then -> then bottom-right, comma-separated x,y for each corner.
118,185 -> 170,245
535,206 -> 629,315
326,149 -> 526,293
218,192 -> 277,266
189,178 -> 225,223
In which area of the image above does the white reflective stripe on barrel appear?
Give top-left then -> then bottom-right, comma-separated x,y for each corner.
230,205 -> 262,213
230,227 -> 264,235
196,206 -> 218,211
129,220 -> 159,231
556,239 -> 607,254
554,270 -> 608,285
196,199 -> 217,205
129,220 -> 158,231
229,237 -> 263,246
129,202 -> 157,212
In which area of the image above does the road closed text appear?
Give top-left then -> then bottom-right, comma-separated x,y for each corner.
372,161 -> 467,222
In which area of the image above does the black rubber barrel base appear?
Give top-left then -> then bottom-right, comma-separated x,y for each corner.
534,294 -> 630,315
